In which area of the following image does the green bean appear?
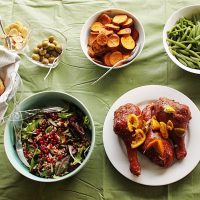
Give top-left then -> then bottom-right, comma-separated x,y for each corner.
186,44 -> 192,50
188,49 -> 200,59
167,14 -> 200,70
177,57 -> 187,66
167,38 -> 186,48
181,27 -> 190,41
195,35 -> 200,40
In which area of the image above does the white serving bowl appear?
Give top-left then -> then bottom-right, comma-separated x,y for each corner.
4,91 -> 95,182
80,8 -> 145,69
163,4 -> 200,74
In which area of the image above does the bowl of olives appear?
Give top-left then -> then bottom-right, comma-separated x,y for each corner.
24,27 -> 67,68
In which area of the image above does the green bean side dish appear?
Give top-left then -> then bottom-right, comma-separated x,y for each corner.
167,15 -> 200,69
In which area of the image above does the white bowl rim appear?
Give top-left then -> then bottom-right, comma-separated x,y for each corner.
80,7 -> 145,69
163,4 -> 200,74
4,90 -> 95,182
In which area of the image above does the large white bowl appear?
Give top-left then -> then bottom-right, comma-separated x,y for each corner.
80,8 -> 145,69
4,91 -> 95,182
163,4 -> 200,74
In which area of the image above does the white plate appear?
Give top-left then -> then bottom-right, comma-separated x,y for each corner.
103,85 -> 200,186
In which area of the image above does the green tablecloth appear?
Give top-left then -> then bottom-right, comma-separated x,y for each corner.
0,0 -> 200,199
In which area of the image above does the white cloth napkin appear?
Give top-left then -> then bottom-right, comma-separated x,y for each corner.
0,45 -> 21,121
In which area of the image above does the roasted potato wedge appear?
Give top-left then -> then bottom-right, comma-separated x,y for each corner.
92,40 -> 107,54
117,28 -> 131,36
122,18 -> 134,28
91,22 -> 104,32
105,24 -> 120,31
121,35 -> 135,50
0,78 -> 5,95
109,51 -> 123,65
96,33 -> 108,46
107,34 -> 120,48
112,15 -> 128,25
98,14 -> 112,25
88,33 -> 97,46
103,52 -> 112,66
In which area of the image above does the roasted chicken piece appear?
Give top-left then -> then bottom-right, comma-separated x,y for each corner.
141,104 -> 174,167
114,103 -> 143,176
154,97 -> 191,160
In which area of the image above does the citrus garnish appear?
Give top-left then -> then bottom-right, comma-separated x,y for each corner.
151,118 -> 160,131
127,114 -> 139,132
131,129 -> 146,149
145,139 -> 164,156
167,120 -> 174,131
164,105 -> 176,113
160,122 -> 169,139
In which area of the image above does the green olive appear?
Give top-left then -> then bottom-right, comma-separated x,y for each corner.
44,53 -> 50,58
33,47 -> 39,54
53,40 -> 58,46
40,56 -> 44,62
42,40 -> 49,49
42,58 -> 49,65
48,36 -> 55,43
37,43 -> 42,49
48,56 -> 55,63
47,43 -> 55,51
32,54 -> 40,61
55,45 -> 62,54
39,49 -> 47,56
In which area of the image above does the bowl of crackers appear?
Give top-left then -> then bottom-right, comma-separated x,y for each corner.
0,17 -> 30,51
80,8 -> 145,69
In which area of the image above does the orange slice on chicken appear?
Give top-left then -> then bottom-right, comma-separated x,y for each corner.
160,122 -> 169,139
145,139 -> 164,156
127,114 -> 139,132
131,129 -> 146,149
151,118 -> 160,131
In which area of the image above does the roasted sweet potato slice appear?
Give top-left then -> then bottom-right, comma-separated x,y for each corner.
96,33 -> 108,46
132,29 -> 139,42
107,34 -> 120,48
123,53 -> 131,60
103,52 -> 112,66
98,14 -> 112,25
112,15 -> 128,25
117,28 -> 131,36
0,78 -> 5,95
88,33 -> 97,46
109,51 -> 123,66
91,22 -> 104,32
121,35 -> 135,50
105,24 -> 120,31
99,28 -> 113,36
122,18 -> 134,28
88,47 -> 96,57
92,40 -> 107,54
90,31 -> 99,35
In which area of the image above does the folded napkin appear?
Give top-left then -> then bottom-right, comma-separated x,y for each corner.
0,45 -> 21,122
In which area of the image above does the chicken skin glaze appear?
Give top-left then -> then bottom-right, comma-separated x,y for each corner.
113,98 -> 191,176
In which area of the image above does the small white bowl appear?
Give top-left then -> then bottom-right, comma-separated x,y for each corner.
163,4 -> 200,74
80,8 -> 145,69
23,27 -> 67,69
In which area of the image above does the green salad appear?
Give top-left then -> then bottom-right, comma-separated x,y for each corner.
18,104 -> 91,178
